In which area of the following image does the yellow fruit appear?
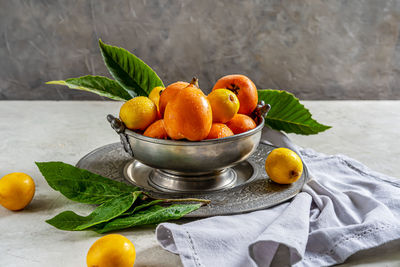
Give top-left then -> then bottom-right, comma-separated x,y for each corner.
265,148 -> 303,184
0,172 -> 35,211
119,96 -> 157,130
148,86 -> 165,112
87,234 -> 136,267
207,89 -> 240,123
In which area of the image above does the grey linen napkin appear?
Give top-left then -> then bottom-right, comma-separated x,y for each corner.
156,128 -> 400,266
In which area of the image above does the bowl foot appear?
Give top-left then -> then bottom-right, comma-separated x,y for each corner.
148,168 -> 237,193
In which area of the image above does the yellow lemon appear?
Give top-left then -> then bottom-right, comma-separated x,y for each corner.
265,148 -> 303,184
148,86 -> 165,112
119,96 -> 157,130
0,172 -> 35,211
207,89 -> 240,123
87,234 -> 136,267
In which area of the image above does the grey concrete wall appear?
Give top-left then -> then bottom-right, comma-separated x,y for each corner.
1,0 -> 400,100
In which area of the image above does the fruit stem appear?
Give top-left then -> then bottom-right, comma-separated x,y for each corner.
189,77 -> 199,88
142,192 -> 211,206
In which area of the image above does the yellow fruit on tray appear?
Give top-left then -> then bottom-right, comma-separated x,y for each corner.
207,89 -> 240,123
0,172 -> 35,211
119,96 -> 157,130
87,234 -> 136,267
265,148 -> 303,184
148,86 -> 165,117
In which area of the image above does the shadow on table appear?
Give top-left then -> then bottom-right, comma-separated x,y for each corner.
134,245 -> 182,267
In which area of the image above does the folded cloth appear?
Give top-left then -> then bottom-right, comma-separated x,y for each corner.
156,128 -> 400,266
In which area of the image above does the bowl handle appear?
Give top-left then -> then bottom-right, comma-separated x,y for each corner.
252,101 -> 271,125
106,115 -> 134,157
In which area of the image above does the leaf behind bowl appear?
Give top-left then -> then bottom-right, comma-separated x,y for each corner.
46,75 -> 132,101
99,39 -> 164,97
258,89 -> 331,135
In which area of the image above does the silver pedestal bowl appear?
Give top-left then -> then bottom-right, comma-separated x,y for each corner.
107,103 -> 270,192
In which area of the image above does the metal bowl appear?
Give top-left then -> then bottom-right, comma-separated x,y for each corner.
106,102 -> 270,192
107,115 -> 265,175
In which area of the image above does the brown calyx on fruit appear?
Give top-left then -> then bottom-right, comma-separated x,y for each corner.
290,170 -> 300,179
227,83 -> 241,95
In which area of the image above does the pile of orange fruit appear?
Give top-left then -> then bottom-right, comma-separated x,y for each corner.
119,74 -> 259,141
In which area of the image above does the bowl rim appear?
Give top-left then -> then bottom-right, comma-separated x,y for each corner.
125,117 -> 265,146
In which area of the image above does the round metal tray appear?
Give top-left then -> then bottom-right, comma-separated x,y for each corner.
76,141 -> 309,217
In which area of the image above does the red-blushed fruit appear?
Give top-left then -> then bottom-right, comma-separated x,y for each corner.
159,81 -> 189,117
212,74 -> 258,115
143,119 -> 168,139
226,114 -> 256,134
206,123 -> 234,139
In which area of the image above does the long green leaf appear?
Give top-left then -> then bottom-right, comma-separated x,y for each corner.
96,204 -> 201,233
46,192 -> 141,231
258,90 -> 331,135
122,199 -> 164,216
46,75 -> 131,101
99,39 -> 164,97
36,162 -> 138,205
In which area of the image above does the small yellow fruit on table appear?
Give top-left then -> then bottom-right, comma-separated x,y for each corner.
119,96 -> 157,130
87,234 -> 136,267
265,148 -> 303,184
0,172 -> 35,211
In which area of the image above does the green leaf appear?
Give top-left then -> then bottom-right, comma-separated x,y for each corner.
96,204 -> 201,233
99,39 -> 164,97
258,90 -> 331,135
36,162 -> 138,204
46,75 -> 132,101
46,192 -> 141,231
122,199 -> 164,216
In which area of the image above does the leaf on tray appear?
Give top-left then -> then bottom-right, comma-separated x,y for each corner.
46,75 -> 132,101
122,199 -> 164,216
36,162 -> 139,205
95,204 -> 201,233
46,192 -> 141,231
99,39 -> 164,97
258,89 -> 331,135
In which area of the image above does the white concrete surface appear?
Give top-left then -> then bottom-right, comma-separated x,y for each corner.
0,101 -> 399,266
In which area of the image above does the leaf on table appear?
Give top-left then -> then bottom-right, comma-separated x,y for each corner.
96,204 -> 201,233
46,75 -> 132,101
99,39 -> 164,97
258,89 -> 331,135
36,162 -> 139,205
46,192 -> 141,231
122,199 -> 164,216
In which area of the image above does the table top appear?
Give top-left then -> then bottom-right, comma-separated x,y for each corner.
1,100 -> 399,266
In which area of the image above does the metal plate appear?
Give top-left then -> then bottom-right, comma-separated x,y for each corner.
76,142 -> 309,217
124,159 -> 257,193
